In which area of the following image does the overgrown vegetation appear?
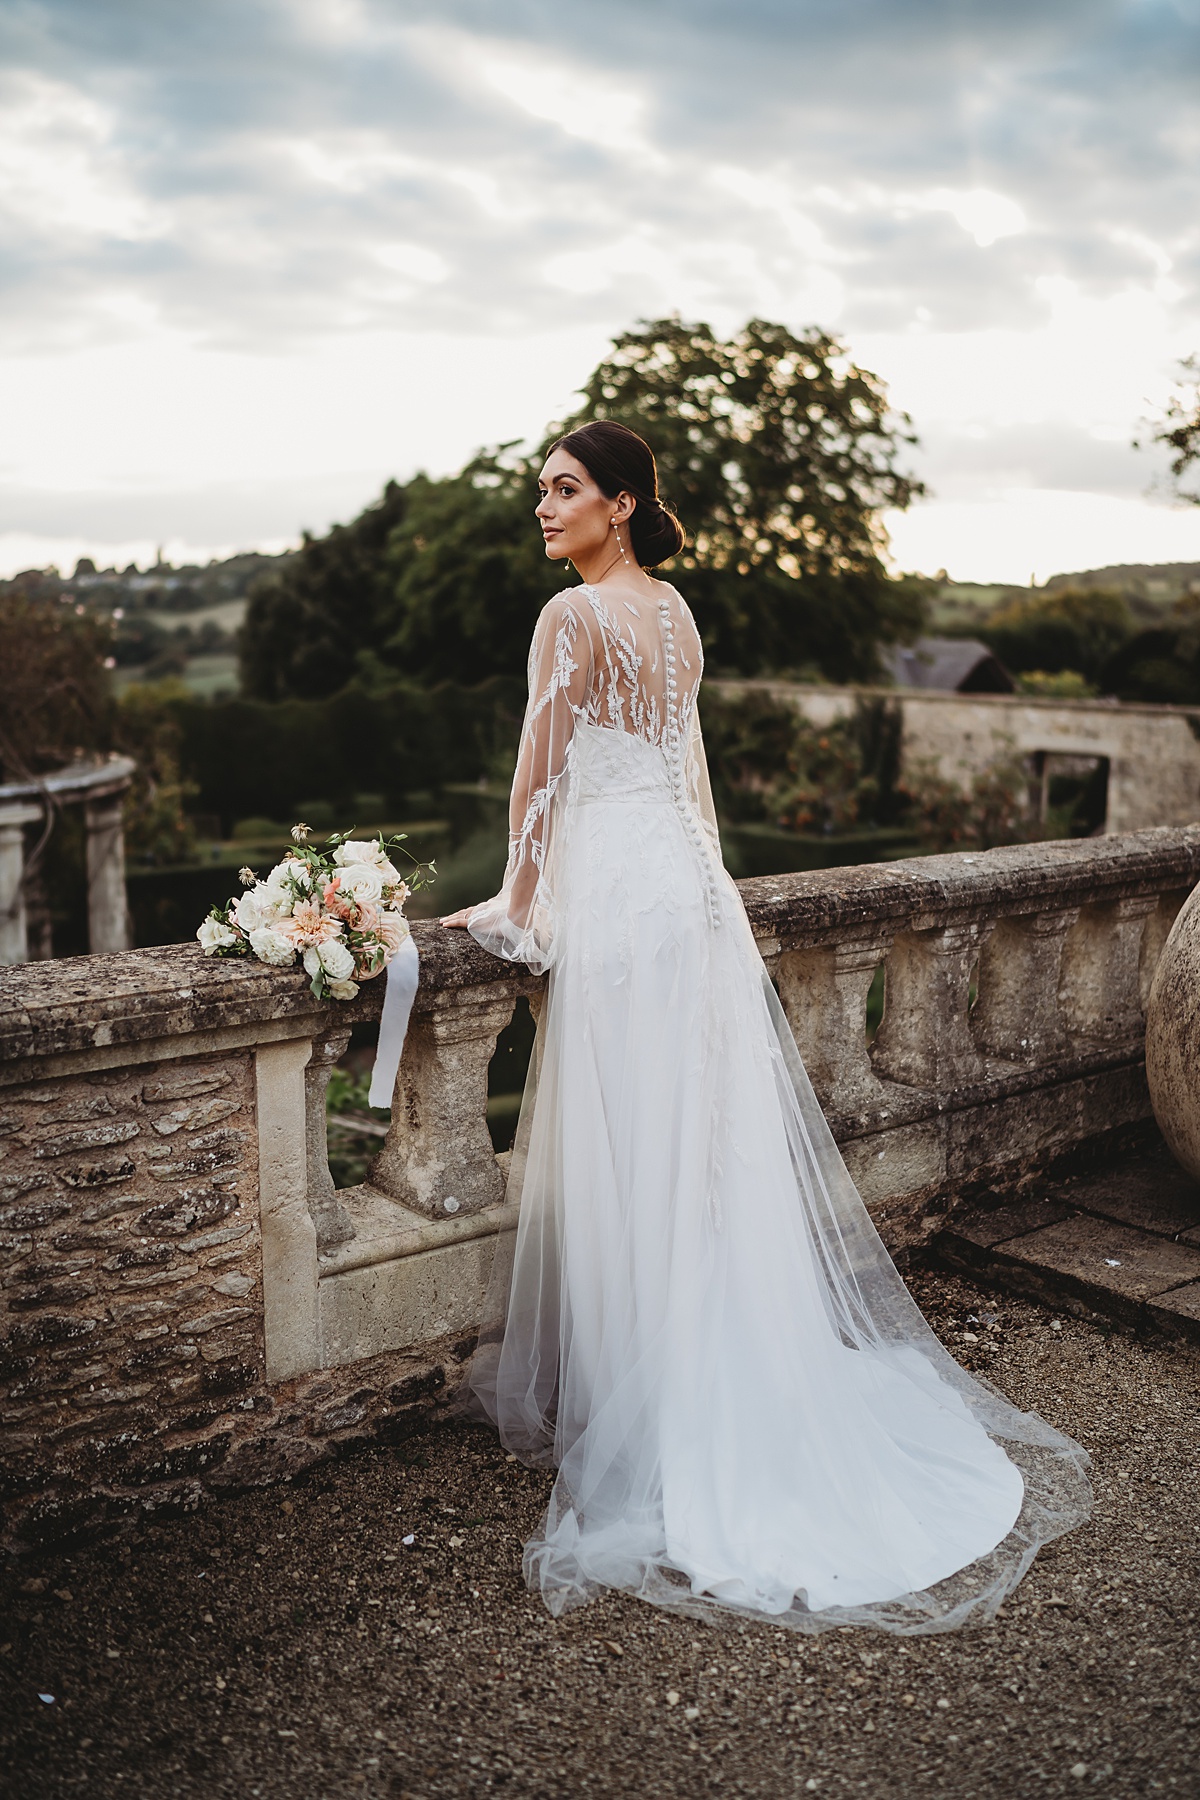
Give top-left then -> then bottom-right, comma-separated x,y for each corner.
900,752 -> 1039,853
699,688 -> 905,834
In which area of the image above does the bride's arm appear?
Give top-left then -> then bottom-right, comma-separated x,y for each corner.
443,596 -> 592,969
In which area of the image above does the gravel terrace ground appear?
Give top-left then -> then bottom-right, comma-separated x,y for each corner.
1,1268 -> 1196,1800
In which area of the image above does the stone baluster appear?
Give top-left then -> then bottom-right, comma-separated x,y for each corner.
1139,888 -> 1188,1011
84,794 -> 133,954
775,931 -> 893,1115
305,1026 -> 357,1252
971,909 -> 1079,1063
368,989 -> 518,1218
1059,894 -> 1158,1045
0,802 -> 40,965
872,921 -> 988,1090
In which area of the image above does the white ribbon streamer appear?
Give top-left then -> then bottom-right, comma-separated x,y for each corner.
368,933 -> 420,1109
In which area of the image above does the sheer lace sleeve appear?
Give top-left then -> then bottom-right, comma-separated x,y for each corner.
468,594 -> 594,972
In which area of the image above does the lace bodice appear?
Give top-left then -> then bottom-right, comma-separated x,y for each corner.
468,581 -> 723,971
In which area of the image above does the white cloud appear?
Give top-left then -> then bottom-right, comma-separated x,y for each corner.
480,54 -> 651,157
927,188 -> 1028,249
0,71 -> 163,242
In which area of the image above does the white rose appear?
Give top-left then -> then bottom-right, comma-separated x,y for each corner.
338,862 -> 384,905
248,926 -> 297,967
327,977 -> 360,1001
264,859 -> 311,903
334,839 -> 388,870
197,917 -> 238,952
234,886 -> 276,931
318,937 -> 356,981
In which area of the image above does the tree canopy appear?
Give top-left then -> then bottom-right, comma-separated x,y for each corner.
978,587 -> 1134,687
1151,354 -> 1200,507
240,317 -> 928,701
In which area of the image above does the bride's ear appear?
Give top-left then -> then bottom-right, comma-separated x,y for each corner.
612,492 -> 635,524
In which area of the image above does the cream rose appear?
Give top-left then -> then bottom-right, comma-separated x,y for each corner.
326,977 -> 360,1000
248,926 -> 297,967
334,839 -> 388,870
377,909 -> 410,952
337,862 -> 384,905
197,916 -> 239,952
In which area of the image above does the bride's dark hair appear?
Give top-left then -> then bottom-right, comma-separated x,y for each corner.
548,420 -> 686,568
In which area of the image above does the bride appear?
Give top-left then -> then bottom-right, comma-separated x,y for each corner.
441,420 -> 1090,1633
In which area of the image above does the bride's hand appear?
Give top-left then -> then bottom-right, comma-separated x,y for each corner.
441,907 -> 475,929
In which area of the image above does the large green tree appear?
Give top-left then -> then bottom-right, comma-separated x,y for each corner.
560,316 -> 926,676
240,317 -> 927,699
979,587 -> 1134,685
1150,354 -> 1200,506
240,480 -> 409,701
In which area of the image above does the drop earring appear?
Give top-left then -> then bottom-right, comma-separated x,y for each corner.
611,518 -> 631,567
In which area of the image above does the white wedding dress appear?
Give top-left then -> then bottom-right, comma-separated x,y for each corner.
465,580 -> 1090,1633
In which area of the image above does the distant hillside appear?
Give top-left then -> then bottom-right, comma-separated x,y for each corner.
1044,561 -> 1200,602
0,549 -> 296,699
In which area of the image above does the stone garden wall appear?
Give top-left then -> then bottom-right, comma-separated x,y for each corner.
3,828 -> 1198,1551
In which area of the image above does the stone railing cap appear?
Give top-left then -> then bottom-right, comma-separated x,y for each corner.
0,755 -> 137,808
2,827 -> 1198,1065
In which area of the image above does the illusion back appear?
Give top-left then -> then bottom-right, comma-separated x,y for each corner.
468,581 -> 721,971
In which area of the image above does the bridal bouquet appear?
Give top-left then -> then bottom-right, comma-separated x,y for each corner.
195,825 -> 433,1001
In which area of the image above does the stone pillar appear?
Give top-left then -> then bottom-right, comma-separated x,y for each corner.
256,1036 -> 321,1381
776,932 -> 893,1115
0,802 -> 41,966
971,909 -> 1078,1063
85,794 -> 133,954
1139,889 -> 1189,1011
1060,895 -> 1158,1045
368,990 -> 517,1218
873,921 -> 987,1089
304,1027 -> 357,1252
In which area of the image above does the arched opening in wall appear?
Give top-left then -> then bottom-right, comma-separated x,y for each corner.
865,960 -> 887,1045
1029,752 -> 1110,837
487,996 -> 536,1153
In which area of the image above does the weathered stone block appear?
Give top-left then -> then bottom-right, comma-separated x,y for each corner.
33,1121 -> 140,1158
102,1245 -> 176,1272
142,1070 -> 233,1104
7,1312 -> 100,1349
8,1280 -> 97,1311
41,1096 -> 117,1124
149,1096 -> 241,1137
1,1200 -> 70,1231
137,1187 -> 239,1237
59,1158 -> 138,1189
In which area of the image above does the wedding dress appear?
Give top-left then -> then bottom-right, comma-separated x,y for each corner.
465,580 -> 1090,1633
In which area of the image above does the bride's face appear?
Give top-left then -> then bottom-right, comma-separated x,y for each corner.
536,448 -> 631,564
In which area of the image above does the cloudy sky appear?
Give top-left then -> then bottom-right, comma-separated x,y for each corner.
2,0 -> 1200,583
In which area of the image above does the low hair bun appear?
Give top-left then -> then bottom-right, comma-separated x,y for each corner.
629,497 -> 685,568
548,419 -> 687,568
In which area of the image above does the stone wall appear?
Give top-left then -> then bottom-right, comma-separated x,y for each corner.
713,680 -> 1200,834
3,828 -> 1199,1552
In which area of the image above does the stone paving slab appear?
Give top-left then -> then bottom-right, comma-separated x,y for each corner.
950,1197 -> 1074,1249
994,1213 -> 1200,1303
1057,1151 -> 1200,1240
1149,1279 -> 1200,1331
938,1145 -> 1200,1340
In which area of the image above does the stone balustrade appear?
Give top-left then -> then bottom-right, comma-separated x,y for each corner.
1,826 -> 1197,1549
